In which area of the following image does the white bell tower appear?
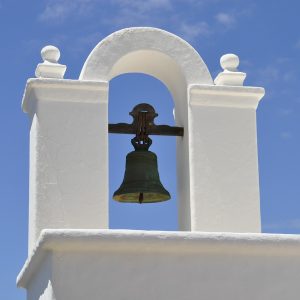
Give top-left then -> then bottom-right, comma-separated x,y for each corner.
17,28 -> 300,300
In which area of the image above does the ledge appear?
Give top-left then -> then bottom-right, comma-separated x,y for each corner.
17,229 -> 300,288
22,78 -> 108,113
189,84 -> 265,109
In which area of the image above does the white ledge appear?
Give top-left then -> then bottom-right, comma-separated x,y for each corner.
189,84 -> 265,109
17,229 -> 300,288
22,78 -> 108,113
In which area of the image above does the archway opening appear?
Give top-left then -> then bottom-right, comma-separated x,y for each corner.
109,73 -> 177,230
79,28 -> 213,231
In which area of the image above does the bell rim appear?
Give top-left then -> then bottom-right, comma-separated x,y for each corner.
113,191 -> 170,203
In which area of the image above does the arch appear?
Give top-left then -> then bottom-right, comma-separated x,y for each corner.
79,27 -> 213,230
80,27 -> 212,83
80,28 -> 213,123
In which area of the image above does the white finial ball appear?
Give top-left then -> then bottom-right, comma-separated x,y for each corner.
41,45 -> 60,63
220,53 -> 239,71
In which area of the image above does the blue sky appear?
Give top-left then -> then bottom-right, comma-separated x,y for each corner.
1,0 -> 300,299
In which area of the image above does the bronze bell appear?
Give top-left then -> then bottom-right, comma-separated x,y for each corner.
113,147 -> 171,203
112,103 -> 172,204
110,103 -> 183,204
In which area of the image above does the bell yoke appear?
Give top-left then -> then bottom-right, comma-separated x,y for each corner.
109,103 -> 184,204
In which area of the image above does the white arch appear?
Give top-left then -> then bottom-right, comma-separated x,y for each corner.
80,28 -> 212,123
79,27 -> 213,126
80,27 -> 213,230
79,26 -> 214,128
80,28 -> 212,84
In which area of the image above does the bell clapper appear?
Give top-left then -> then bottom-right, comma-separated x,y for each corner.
139,192 -> 144,204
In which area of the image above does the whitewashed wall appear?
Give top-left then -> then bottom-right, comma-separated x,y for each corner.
18,230 -> 300,300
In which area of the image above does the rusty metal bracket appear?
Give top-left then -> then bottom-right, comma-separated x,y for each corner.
108,103 -> 184,141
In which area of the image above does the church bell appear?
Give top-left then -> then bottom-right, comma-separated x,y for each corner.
113,146 -> 171,204
109,103 -> 183,204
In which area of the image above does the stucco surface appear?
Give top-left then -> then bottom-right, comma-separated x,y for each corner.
189,85 -> 264,232
18,230 -> 300,300
79,27 -> 213,85
23,79 -> 109,252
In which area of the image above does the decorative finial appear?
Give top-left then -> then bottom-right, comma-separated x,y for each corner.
35,45 -> 66,79
220,54 -> 239,72
41,45 -> 60,63
214,53 -> 246,86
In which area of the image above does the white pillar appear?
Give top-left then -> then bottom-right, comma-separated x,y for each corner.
24,47 -> 109,252
188,54 -> 264,232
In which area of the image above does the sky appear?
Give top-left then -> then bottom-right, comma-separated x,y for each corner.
1,0 -> 300,299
